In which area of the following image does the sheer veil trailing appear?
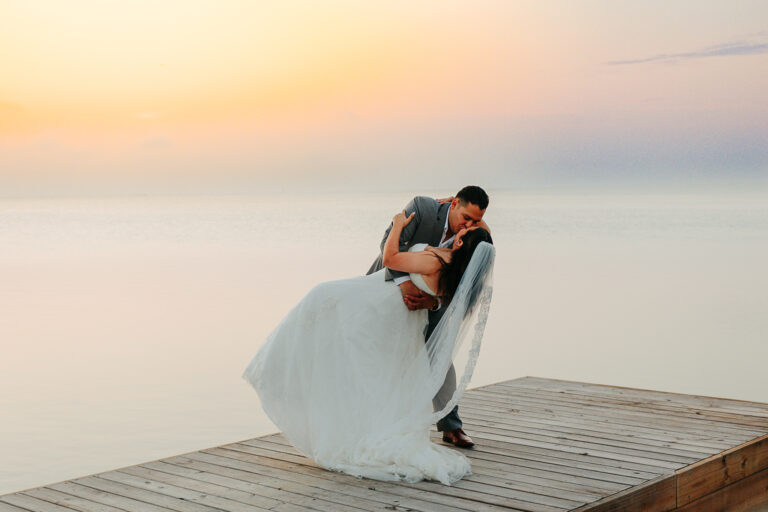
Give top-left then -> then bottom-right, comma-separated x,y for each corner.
326,240 -> 496,483
426,241 -> 496,425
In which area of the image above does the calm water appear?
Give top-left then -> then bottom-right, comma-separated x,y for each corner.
1,190 -> 767,494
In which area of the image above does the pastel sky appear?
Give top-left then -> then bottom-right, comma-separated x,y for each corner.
1,1 -> 767,196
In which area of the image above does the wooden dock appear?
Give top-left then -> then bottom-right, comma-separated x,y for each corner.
3,377 -> 768,511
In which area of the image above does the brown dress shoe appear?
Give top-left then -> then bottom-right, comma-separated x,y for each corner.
442,428 -> 474,448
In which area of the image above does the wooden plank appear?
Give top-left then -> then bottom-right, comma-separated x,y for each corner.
157,458 -> 389,512
461,448 -> 646,486
496,386 -> 768,430
460,417 -> 715,459
62,476 -> 220,512
192,448 -> 567,512
495,380 -> 768,430
271,505 -> 320,512
459,409 -> 747,461
204,447 -> 521,512
209,445 -> 581,511
465,461 -> 615,501
461,413 -> 732,457
676,433 -> 768,506
178,452 -> 390,512
463,390 -> 766,440
223,440 -> 601,505
475,383 -> 768,430
461,397 -> 765,442
468,389 -> 768,435
164,455 -> 514,512
139,462 -> 344,512
47,481 -> 172,512
462,396 -> 762,447
142,459 -> 471,512
571,475 -> 677,512
455,426 -> 694,469
0,501 -> 30,512
411,479 -> 582,511
430,435 -> 663,480
0,494 -> 78,512
258,434 -> 651,487
144,463 -> 472,512
23,488 -> 126,512
257,434 -> 634,502
674,465 -> 768,512
502,377 -> 768,418
438,433 -> 664,477
461,404 -> 737,452
256,410 -> 679,475
117,466 -> 282,510
518,385 -> 768,422
461,395 -> 745,449
212,445 -> 488,512
138,461 -> 314,511
242,440 -> 636,510
467,456 -> 629,494
257,432 -> 655,489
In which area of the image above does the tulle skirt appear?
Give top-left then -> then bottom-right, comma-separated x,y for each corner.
243,270 -> 471,484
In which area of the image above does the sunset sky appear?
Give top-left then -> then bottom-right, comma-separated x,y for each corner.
1,1 -> 767,196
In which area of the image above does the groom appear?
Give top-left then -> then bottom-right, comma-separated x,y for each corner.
367,185 -> 489,448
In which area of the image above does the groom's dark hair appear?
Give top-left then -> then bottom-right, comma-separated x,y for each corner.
456,186 -> 489,210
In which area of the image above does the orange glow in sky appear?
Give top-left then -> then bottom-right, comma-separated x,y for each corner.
1,1 -> 766,194
1,2 -> 524,135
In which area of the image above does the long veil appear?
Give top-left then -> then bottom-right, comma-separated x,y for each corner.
331,240 -> 496,483
424,241 -> 495,426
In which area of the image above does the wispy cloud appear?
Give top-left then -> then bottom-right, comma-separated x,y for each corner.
606,33 -> 768,65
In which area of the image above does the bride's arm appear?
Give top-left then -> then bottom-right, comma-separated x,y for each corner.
382,211 -> 443,274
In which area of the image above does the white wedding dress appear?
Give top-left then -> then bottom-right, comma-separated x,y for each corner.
243,243 -> 494,485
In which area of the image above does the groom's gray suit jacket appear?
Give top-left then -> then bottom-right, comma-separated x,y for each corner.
367,196 -> 462,431
367,196 -> 450,285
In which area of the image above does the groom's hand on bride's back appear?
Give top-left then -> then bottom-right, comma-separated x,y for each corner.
399,281 -> 438,311
404,293 -> 437,311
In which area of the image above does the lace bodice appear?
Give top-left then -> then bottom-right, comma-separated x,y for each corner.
409,243 -> 437,296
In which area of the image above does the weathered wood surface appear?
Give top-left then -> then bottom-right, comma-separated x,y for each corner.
3,376 -> 768,511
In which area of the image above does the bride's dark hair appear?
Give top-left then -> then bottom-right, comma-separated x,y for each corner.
438,228 -> 493,302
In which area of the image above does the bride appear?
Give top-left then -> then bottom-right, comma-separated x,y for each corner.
243,209 -> 494,485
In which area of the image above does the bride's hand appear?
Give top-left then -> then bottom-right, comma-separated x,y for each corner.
393,210 -> 415,228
